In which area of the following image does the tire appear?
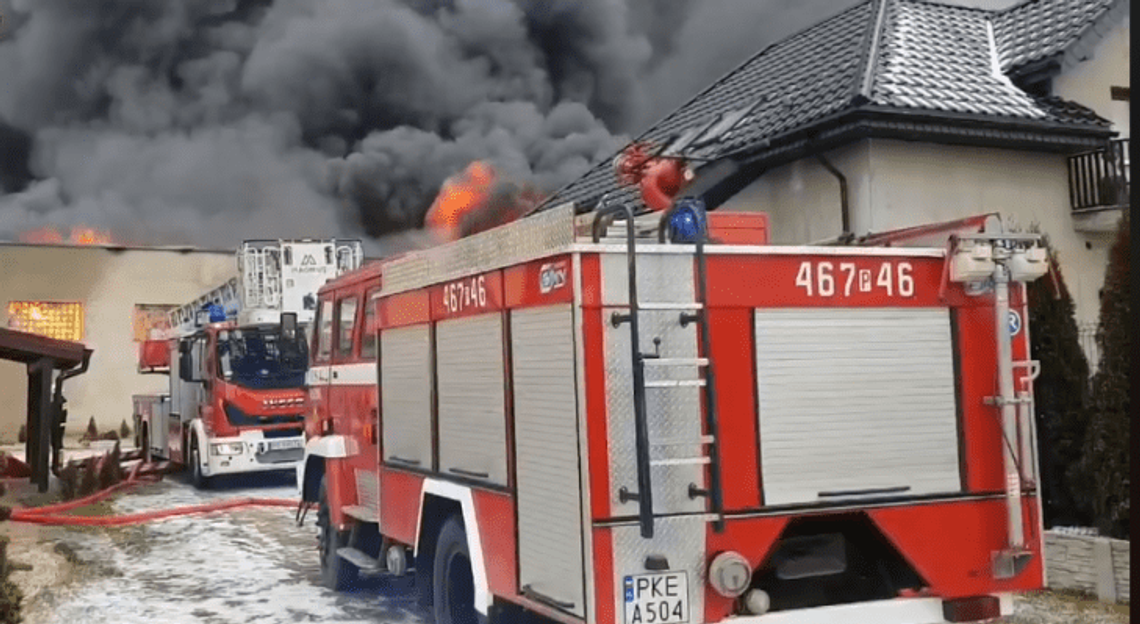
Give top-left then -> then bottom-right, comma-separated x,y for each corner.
433,516 -> 487,624
189,438 -> 211,490
317,477 -> 359,591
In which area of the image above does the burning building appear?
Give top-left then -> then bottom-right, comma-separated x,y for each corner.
0,232 -> 235,440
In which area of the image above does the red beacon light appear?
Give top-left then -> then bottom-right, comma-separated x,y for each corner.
613,142 -> 695,212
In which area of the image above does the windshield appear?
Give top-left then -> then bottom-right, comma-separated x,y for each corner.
217,326 -> 309,390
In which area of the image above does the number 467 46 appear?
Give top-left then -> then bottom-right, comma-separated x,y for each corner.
795,261 -> 914,298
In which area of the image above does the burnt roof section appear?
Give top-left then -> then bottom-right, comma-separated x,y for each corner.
0,327 -> 89,367
540,0 -> 1119,214
0,241 -> 234,254
992,0 -> 1123,73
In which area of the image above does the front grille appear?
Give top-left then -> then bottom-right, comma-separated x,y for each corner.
263,428 -> 303,439
225,404 -> 303,427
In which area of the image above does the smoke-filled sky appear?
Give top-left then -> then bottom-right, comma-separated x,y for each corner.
0,0 -> 1017,252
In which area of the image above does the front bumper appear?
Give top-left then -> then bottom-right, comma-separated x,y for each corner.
719,594 -> 1013,624
202,433 -> 304,477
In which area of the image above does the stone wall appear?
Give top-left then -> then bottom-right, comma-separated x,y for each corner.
1044,530 -> 1130,603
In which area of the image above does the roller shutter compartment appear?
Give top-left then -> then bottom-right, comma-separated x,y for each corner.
380,325 -> 433,469
511,304 -> 585,617
754,307 -> 962,506
436,314 -> 508,486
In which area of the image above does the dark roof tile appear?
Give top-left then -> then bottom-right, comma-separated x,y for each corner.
1035,94 -> 1114,125
992,0 -> 1117,71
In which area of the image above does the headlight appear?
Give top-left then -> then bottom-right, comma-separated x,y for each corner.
210,442 -> 244,456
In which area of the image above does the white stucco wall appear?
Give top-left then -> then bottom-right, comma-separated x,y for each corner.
718,141 -> 870,244
719,138 -> 1116,324
0,245 -> 235,440
1053,16 -> 1130,139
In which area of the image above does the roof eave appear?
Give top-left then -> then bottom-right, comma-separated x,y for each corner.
694,106 -> 1115,208
855,104 -> 1117,138
0,241 -> 234,254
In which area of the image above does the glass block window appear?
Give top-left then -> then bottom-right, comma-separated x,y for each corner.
133,304 -> 177,341
7,301 -> 84,341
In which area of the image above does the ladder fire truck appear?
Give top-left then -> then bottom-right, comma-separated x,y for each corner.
297,165 -> 1050,623
133,239 -> 363,488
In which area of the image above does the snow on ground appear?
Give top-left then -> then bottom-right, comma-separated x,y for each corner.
20,473 -> 428,624
1005,591 -> 1130,624
10,453 -> 1127,624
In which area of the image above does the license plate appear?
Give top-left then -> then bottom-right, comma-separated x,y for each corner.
267,438 -> 303,451
623,572 -> 689,624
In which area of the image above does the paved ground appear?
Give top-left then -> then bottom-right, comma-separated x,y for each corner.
18,472 -> 430,624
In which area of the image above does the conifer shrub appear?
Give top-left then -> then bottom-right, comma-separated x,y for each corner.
1025,237 -> 1093,527
1079,211 -> 1130,538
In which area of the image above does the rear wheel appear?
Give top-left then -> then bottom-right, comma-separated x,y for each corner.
433,516 -> 487,624
317,477 -> 359,591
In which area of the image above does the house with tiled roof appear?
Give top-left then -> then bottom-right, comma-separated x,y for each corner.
543,0 -> 1129,326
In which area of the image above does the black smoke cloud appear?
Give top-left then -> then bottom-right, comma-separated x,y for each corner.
0,0 -> 849,252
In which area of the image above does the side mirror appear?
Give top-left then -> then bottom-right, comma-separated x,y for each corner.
281,312 -> 298,341
179,350 -> 194,382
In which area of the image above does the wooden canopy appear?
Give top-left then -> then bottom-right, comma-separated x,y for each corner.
0,328 -> 93,492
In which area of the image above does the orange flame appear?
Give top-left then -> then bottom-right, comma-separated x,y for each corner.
19,226 -> 115,245
424,161 -> 497,242
423,161 -> 541,243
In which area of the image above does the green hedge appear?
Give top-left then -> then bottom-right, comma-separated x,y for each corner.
1079,211 -> 1130,539
1026,240 -> 1092,528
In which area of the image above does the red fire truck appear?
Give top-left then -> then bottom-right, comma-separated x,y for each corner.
298,191 -> 1049,623
134,239 -> 362,488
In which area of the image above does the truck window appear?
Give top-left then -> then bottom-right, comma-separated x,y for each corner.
337,297 -> 358,358
360,290 -> 380,360
316,299 -> 334,362
216,325 -> 309,390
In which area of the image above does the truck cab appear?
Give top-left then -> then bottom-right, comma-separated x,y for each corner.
299,263 -> 383,535
137,318 -> 309,487
133,238 -> 364,488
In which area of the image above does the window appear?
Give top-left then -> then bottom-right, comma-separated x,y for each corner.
662,127 -> 701,156
1111,86 -> 1129,102
316,299 -> 334,362
337,297 -> 358,358
692,107 -> 751,147
7,301 -> 84,341
132,304 -> 176,341
361,290 -> 380,360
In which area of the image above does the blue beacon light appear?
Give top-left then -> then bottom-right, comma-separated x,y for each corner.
669,197 -> 708,243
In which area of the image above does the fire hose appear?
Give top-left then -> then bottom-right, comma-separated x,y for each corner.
1,460 -> 300,527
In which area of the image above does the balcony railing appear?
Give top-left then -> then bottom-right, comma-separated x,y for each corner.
1068,138 -> 1130,213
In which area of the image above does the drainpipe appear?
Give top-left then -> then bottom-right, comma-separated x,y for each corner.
814,153 -> 852,241
50,349 -> 92,474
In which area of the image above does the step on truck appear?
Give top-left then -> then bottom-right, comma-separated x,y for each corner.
133,239 -> 363,488
298,194 -> 1050,624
